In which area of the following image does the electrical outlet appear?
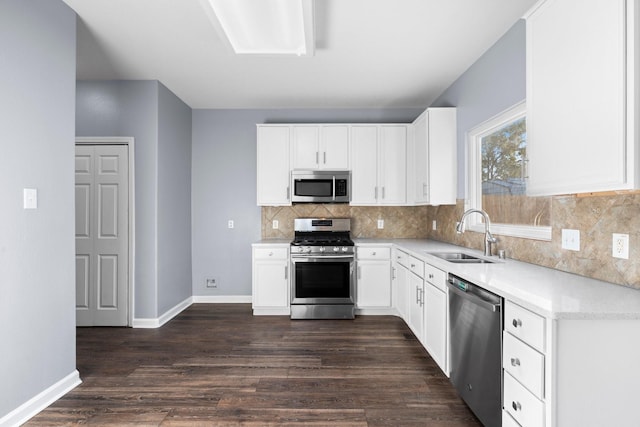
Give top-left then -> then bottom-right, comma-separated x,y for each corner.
272,220 -> 279,229
206,278 -> 217,288
432,220 -> 437,230
561,229 -> 580,251
228,220 -> 234,229
612,233 -> 629,259
377,219 -> 384,229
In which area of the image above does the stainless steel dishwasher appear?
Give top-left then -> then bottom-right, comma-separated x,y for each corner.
447,274 -> 503,427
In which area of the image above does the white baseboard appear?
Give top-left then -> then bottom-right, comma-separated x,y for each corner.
192,295 -> 252,303
132,296 -> 193,328
0,370 -> 81,427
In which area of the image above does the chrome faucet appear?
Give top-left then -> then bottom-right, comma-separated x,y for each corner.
456,209 -> 497,257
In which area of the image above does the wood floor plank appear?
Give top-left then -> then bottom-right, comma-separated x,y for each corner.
25,304 -> 481,426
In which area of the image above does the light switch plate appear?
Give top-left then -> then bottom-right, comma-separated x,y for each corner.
23,188 -> 37,209
377,219 -> 384,229
561,229 -> 580,251
272,220 -> 279,229
227,220 -> 234,229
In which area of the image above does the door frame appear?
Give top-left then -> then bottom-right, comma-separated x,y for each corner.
76,137 -> 135,327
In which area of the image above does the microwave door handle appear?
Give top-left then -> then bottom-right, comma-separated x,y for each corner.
332,176 -> 336,201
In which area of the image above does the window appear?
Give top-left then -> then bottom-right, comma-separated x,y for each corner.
466,101 -> 552,240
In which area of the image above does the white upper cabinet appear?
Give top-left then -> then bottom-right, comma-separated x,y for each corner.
351,125 -> 408,205
256,125 -> 291,206
526,0 -> 638,195
410,108 -> 457,205
291,125 -> 349,170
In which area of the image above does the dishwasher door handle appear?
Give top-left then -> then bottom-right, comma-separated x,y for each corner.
447,282 -> 501,312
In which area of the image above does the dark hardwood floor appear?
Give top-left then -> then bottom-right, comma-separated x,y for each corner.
26,304 -> 481,426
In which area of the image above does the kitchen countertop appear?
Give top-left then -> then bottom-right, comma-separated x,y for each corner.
254,238 -> 640,320
356,238 -> 640,321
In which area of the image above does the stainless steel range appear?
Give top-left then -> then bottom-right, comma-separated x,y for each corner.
290,218 -> 355,319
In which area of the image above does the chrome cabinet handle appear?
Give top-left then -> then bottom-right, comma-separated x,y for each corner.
428,273 -> 434,279
374,187 -> 378,199
315,151 -> 319,164
372,251 -> 377,256
286,186 -> 290,200
410,263 -> 415,268
512,318 -> 522,328
510,357 -> 521,367
357,266 -> 361,280
323,152 -> 326,164
392,267 -> 396,280
382,187 -> 385,199
268,252 -> 274,256
416,286 -> 420,304
512,401 -> 522,411
284,266 -> 288,280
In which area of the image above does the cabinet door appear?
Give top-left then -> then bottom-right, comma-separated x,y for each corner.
526,0 -> 631,195
427,108 -> 457,205
291,126 -> 320,170
393,263 -> 409,321
379,125 -> 407,205
257,126 -> 291,205
252,260 -> 288,308
408,272 -> 424,344
357,260 -> 391,308
413,111 -> 429,204
424,282 -> 447,374
321,126 -> 349,169
350,126 -> 379,205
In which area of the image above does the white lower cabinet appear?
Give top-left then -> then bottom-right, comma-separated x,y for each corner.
407,271 -> 424,344
424,281 -> 447,375
251,244 -> 290,315
356,245 -> 392,311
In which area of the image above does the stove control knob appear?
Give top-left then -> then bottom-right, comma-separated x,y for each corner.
342,247 -> 349,252
319,246 -> 326,253
333,247 -> 340,252
305,247 -> 312,254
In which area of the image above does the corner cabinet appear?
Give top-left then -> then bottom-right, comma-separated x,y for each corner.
251,244 -> 290,315
256,126 -> 291,206
410,108 -> 457,205
350,125 -> 408,205
525,0 -> 639,195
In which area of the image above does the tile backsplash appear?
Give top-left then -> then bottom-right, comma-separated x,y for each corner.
262,205 -> 430,239
262,193 -> 640,289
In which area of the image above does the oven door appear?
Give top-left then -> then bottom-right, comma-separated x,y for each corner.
290,255 -> 355,305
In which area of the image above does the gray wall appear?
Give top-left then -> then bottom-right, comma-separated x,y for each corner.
0,0 -> 77,418
157,83 -> 193,313
76,80 -> 160,318
430,20 -> 526,198
76,80 -> 193,319
191,108 -> 422,296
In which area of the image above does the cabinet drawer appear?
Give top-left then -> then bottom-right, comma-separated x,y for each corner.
503,332 -> 545,399
357,246 -> 391,260
253,247 -> 288,260
504,372 -> 545,427
394,250 -> 409,268
505,302 -> 546,352
407,255 -> 424,278
424,263 -> 446,290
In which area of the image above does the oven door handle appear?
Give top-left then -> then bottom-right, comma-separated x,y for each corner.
291,255 -> 355,260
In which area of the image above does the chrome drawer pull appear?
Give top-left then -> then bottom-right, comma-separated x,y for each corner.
512,318 -> 522,328
512,401 -> 522,411
510,357 -> 521,367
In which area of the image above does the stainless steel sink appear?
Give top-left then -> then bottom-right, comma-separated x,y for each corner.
426,252 -> 495,264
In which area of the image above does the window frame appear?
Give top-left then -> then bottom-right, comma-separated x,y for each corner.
465,101 -> 552,241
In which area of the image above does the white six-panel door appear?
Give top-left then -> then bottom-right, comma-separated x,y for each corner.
75,145 -> 129,326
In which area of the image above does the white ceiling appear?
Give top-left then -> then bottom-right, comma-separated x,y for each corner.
62,0 -> 537,109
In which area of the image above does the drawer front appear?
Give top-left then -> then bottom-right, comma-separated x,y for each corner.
407,255 -> 424,278
424,264 -> 446,290
253,247 -> 288,260
505,301 -> 546,352
504,372 -> 545,427
503,332 -> 545,398
394,250 -> 409,268
357,246 -> 391,260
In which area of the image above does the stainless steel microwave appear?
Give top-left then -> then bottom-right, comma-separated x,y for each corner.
291,170 -> 351,203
